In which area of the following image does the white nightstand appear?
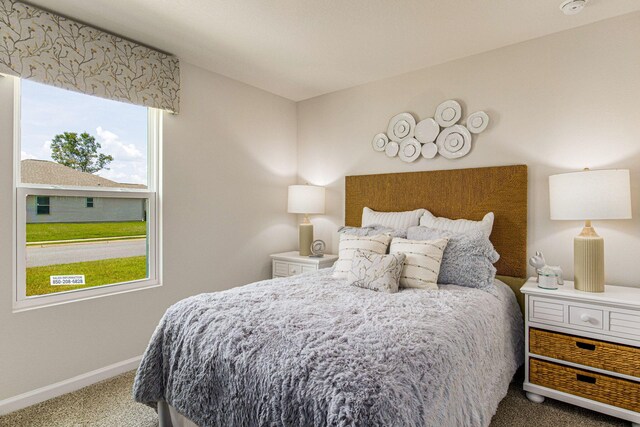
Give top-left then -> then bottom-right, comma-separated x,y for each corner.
521,278 -> 640,426
270,251 -> 338,279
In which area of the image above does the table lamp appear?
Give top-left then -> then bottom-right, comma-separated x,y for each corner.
288,185 -> 325,256
549,169 -> 631,292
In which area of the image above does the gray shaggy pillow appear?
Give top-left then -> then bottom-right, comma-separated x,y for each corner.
338,224 -> 407,238
407,226 -> 499,291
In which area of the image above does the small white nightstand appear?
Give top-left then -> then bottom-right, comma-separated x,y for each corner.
522,278 -> 640,426
270,251 -> 338,279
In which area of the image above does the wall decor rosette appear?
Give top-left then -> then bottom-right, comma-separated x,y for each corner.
0,0 -> 180,113
372,99 -> 489,162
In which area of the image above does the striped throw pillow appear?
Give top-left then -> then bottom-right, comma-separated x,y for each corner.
390,237 -> 449,290
419,211 -> 494,238
362,207 -> 426,231
333,234 -> 392,279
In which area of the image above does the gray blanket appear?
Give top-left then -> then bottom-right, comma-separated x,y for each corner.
133,269 -> 523,427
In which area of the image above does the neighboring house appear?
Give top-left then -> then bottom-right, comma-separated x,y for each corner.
22,160 -> 147,224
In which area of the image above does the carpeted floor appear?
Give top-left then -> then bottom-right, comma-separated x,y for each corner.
0,369 -> 627,427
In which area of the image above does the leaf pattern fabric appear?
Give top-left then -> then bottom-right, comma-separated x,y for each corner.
0,0 -> 180,113
347,251 -> 406,293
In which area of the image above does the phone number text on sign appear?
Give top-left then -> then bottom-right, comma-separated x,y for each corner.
50,275 -> 86,286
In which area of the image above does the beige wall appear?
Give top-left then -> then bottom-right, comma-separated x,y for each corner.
297,12 -> 640,286
0,62 -> 298,400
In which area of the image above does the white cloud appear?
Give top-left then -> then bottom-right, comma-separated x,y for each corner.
95,126 -> 147,185
21,140 -> 52,160
96,126 -> 144,161
97,162 -> 147,185
21,150 -> 37,160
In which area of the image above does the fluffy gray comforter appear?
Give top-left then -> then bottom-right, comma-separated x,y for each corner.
133,269 -> 523,427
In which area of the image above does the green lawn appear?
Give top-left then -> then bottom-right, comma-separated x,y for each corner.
27,221 -> 146,243
26,256 -> 147,296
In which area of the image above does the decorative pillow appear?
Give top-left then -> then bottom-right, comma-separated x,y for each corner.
333,234 -> 392,279
338,224 -> 407,239
389,237 -> 449,290
407,226 -> 500,291
362,207 -> 426,231
419,211 -> 494,238
347,251 -> 406,293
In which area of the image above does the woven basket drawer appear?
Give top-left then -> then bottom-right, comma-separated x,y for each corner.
530,358 -> 640,412
530,328 -> 640,378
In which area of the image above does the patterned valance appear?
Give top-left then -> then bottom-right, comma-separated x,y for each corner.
0,0 -> 180,113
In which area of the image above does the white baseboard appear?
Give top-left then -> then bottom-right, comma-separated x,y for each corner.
0,355 -> 142,416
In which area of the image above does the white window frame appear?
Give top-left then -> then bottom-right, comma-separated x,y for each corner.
12,78 -> 163,311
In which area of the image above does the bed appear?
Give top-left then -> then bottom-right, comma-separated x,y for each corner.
133,165 -> 528,427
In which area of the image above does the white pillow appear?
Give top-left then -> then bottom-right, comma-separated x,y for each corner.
390,237 -> 449,290
347,251 -> 406,294
362,207 -> 426,231
333,233 -> 392,279
419,211 -> 494,238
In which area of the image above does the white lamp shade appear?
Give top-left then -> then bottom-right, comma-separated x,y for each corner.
549,169 -> 632,220
287,185 -> 325,214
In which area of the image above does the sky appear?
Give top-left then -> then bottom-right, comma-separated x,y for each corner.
20,80 -> 148,185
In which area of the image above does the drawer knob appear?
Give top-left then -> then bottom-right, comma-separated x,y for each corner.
580,313 -> 593,323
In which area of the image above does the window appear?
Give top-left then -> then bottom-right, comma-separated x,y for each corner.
14,79 -> 162,310
36,196 -> 50,215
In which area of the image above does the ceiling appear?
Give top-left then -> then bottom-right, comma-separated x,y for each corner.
30,0 -> 640,101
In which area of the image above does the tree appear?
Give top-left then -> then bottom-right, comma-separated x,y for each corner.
50,132 -> 113,173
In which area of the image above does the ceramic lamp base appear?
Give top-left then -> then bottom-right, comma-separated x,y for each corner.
574,222 -> 604,293
299,222 -> 313,256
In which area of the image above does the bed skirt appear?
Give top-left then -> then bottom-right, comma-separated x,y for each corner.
159,401 -> 199,427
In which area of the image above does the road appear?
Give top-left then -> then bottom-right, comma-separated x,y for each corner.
26,239 -> 146,267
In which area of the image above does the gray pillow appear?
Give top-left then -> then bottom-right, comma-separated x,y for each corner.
407,226 -> 500,291
338,224 -> 407,239
347,251 -> 406,293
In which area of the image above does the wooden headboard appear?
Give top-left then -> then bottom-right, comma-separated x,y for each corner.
345,165 -> 528,279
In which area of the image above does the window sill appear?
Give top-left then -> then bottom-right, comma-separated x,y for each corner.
12,280 -> 162,313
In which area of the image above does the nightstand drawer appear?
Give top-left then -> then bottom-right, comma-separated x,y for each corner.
610,312 -> 640,337
288,263 -> 303,276
569,306 -> 603,330
529,297 -> 565,324
271,252 -> 338,279
530,358 -> 640,413
530,328 -> 640,378
273,261 -> 289,277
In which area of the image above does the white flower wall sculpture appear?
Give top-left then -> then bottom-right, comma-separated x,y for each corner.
371,100 -> 489,162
